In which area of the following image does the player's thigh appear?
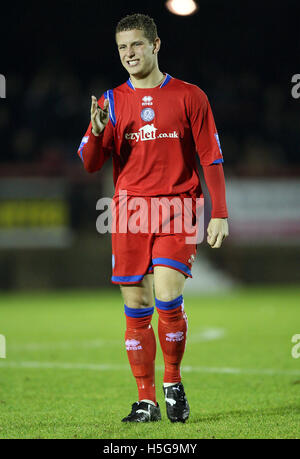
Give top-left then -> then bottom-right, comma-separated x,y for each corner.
120,274 -> 154,309
153,266 -> 186,302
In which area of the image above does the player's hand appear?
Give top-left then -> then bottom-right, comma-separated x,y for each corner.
207,218 -> 229,248
90,95 -> 109,136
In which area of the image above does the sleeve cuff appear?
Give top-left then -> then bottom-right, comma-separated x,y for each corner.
90,130 -> 104,142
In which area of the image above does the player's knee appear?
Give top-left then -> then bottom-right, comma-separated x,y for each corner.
154,266 -> 185,302
155,278 -> 185,302
124,300 -> 151,309
120,286 -> 153,309
155,288 -> 183,303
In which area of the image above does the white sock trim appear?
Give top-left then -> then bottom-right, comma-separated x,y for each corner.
163,382 -> 178,388
140,399 -> 156,406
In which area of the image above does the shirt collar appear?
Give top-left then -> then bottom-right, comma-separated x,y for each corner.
126,73 -> 172,91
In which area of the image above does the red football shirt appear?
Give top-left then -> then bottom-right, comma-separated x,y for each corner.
78,73 -> 224,201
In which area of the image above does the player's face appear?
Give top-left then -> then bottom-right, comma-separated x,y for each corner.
116,29 -> 159,77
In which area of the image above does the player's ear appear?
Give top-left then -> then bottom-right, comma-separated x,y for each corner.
153,37 -> 161,54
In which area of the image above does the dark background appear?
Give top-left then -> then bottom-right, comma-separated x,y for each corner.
0,0 -> 299,290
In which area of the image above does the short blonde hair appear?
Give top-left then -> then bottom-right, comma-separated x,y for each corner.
116,13 -> 158,44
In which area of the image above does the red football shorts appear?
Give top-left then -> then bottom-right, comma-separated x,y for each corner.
110,195 -> 199,284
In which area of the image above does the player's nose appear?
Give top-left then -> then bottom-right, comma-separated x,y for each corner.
127,48 -> 135,58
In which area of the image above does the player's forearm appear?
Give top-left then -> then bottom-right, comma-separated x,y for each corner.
80,130 -> 108,173
202,163 -> 228,218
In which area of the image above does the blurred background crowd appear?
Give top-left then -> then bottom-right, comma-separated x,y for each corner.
2,61 -> 299,176
0,0 -> 299,290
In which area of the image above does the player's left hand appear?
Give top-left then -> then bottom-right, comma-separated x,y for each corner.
207,218 -> 229,248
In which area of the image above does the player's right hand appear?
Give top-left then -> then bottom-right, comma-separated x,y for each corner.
90,95 -> 109,136
207,218 -> 229,249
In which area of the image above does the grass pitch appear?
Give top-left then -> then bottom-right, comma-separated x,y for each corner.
0,286 -> 300,439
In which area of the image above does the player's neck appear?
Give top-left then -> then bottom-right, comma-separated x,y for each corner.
129,67 -> 165,89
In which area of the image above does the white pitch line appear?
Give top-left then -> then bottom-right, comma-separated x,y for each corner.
188,327 -> 226,343
0,361 -> 127,371
9,339 -> 119,351
7,328 -> 225,352
8,328 -> 227,352
0,360 -> 300,376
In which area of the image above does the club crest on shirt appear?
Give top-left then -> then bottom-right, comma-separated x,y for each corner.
141,107 -> 155,122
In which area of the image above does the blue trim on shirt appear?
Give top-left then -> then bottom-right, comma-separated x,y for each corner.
152,257 -> 192,277
126,74 -> 172,90
155,295 -> 183,311
126,79 -> 135,90
78,145 -> 84,161
78,136 -> 89,162
160,73 -> 172,88
214,133 -> 223,155
212,158 -> 224,164
106,89 -> 116,127
124,305 -> 154,318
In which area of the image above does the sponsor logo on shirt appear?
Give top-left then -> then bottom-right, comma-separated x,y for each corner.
125,339 -> 142,351
125,124 -> 179,142
166,331 -> 184,342
142,96 -> 153,106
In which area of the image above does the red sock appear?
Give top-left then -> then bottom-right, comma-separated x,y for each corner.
124,305 -> 157,404
156,296 -> 188,383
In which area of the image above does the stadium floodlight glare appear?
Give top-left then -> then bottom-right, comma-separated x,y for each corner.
165,0 -> 198,16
